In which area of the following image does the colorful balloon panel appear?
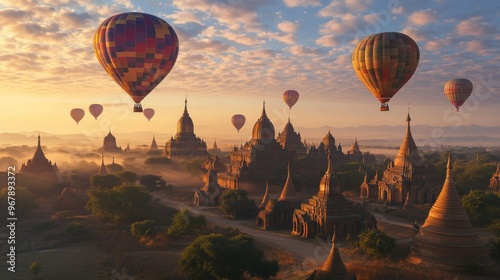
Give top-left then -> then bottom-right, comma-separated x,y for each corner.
444,78 -> 473,112
143,108 -> 155,121
352,32 -> 420,111
231,114 -> 246,132
89,104 -> 103,120
94,12 -> 179,111
70,108 -> 85,124
283,90 -> 299,109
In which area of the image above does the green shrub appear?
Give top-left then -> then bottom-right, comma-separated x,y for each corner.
131,220 -> 155,238
357,229 -> 396,258
167,209 -> 206,238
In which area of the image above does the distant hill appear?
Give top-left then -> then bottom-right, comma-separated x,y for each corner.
1,124 -> 499,149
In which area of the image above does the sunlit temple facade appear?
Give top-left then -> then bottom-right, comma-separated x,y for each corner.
20,135 -> 59,183
360,113 -> 441,205
163,98 -> 208,160
489,163 -> 500,189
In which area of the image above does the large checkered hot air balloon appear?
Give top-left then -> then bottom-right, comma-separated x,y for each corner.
352,32 -> 420,111
94,12 -> 179,112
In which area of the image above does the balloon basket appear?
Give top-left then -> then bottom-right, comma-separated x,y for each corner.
380,103 -> 389,111
134,103 -> 143,113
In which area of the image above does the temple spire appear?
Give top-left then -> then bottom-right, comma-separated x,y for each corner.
278,162 -> 297,201
312,230 -> 353,280
98,154 -> 107,175
183,97 -> 189,116
261,100 -> 267,118
37,134 -> 41,147
258,181 -> 270,210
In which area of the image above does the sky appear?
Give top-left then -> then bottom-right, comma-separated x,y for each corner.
0,0 -> 499,143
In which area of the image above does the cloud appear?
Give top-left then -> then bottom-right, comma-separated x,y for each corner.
277,20 -> 300,33
283,0 -> 321,8
315,35 -> 339,47
456,16 -> 495,36
408,9 -> 437,26
287,45 -> 323,56
165,10 -> 202,25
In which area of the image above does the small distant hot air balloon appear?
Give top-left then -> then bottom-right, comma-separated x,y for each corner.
70,108 -> 85,124
143,108 -> 155,121
94,12 -> 179,112
352,32 -> 420,111
283,90 -> 299,109
231,114 -> 246,133
444,78 -> 473,112
89,104 -> 103,120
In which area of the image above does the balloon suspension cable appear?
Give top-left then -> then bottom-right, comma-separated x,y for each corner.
134,103 -> 143,112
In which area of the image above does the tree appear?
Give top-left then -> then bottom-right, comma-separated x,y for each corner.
462,190 -> 500,225
219,189 -> 256,219
117,171 -> 137,185
29,262 -> 41,280
90,174 -> 121,190
139,174 -> 166,191
86,185 -> 151,222
357,229 -> 396,258
179,233 -> 278,280
167,209 -> 206,238
131,220 -> 155,238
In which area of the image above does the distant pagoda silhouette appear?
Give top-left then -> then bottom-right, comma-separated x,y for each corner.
409,154 -> 494,270
20,135 -> 59,183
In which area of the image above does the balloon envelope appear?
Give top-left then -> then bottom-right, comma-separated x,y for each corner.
89,104 -> 103,120
444,78 -> 473,112
143,108 -> 155,121
70,108 -> 85,124
94,12 -> 179,112
352,32 -> 420,111
231,114 -> 246,132
283,90 -> 299,109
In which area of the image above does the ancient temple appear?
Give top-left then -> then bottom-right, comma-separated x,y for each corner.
276,118 -> 307,157
98,130 -> 122,153
163,98 -> 208,160
292,154 -> 376,239
307,232 -> 355,280
208,139 -> 222,154
150,135 -> 158,150
345,138 -> 376,163
20,135 -> 59,183
409,155 -> 494,270
218,102 -> 288,188
256,164 -> 301,230
97,155 -> 107,175
360,113 -> 441,205
124,143 -> 131,152
489,163 -> 500,189
194,169 -> 224,206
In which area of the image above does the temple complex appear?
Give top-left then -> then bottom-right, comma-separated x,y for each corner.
163,98 -> 208,160
307,232 -> 355,280
489,163 -> 500,189
276,118 -> 307,157
20,135 -> 59,183
360,113 -> 441,205
194,169 -> 224,206
256,164 -> 301,230
292,154 -> 376,238
217,102 -> 288,188
409,155 -> 494,270
98,130 -> 123,153
345,138 -> 376,163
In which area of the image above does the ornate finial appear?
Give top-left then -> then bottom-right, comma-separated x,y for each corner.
446,153 -> 452,178
37,134 -> 41,147
112,156 -> 115,164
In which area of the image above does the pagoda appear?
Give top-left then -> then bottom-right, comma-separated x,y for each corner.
409,155 -> 494,270
20,135 -> 59,183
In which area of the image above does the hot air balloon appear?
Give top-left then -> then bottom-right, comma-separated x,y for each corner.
283,90 -> 299,109
231,114 -> 246,132
89,104 -> 103,120
94,12 -> 179,112
352,32 -> 420,111
444,78 -> 473,112
70,108 -> 85,124
143,108 -> 155,121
